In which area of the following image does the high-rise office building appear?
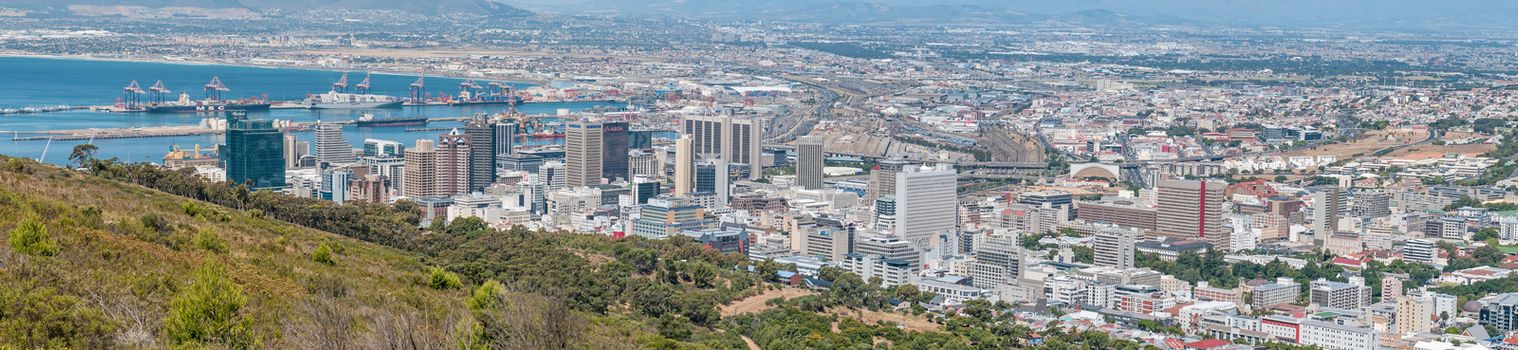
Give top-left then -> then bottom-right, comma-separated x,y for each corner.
1313,186 -> 1345,243
602,121 -> 630,182
797,135 -> 824,190
673,135 -> 694,195
628,149 -> 661,179
681,115 -> 763,180
282,133 -> 308,170
867,158 -> 916,202
540,160 -> 566,192
1156,179 -> 1229,250
463,118 -> 496,192
403,140 -> 438,198
695,156 -> 729,204
492,122 -> 517,157
314,122 -> 355,165
565,121 -> 604,188
223,111 -> 285,189
1094,225 -> 1139,268
437,130 -> 471,196
893,164 -> 957,247
873,196 -> 897,231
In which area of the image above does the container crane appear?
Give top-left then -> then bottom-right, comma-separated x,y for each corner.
122,80 -> 144,108
332,71 -> 349,93
204,76 -> 229,101
148,80 -> 171,104
355,72 -> 372,94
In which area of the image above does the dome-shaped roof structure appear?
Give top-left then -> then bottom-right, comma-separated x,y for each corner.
1463,300 -> 1483,313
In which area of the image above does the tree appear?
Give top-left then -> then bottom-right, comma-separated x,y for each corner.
428,267 -> 463,290
7,217 -> 59,257
67,144 -> 98,168
164,263 -> 254,348
312,243 -> 336,266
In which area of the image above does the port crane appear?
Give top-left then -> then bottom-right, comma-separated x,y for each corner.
409,76 -> 426,103
459,79 -> 483,100
204,76 -> 229,101
332,72 -> 350,93
121,80 -> 144,109
355,72 -> 372,94
148,80 -> 171,104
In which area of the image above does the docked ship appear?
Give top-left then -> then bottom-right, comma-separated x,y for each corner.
301,91 -> 403,109
130,77 -> 271,113
144,93 -> 271,113
354,113 -> 427,127
302,72 -> 403,109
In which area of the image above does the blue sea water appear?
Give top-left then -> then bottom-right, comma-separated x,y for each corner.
0,56 -> 627,165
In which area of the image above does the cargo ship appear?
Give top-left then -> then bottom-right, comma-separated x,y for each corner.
122,77 -> 271,113
144,92 -> 271,113
301,91 -> 403,109
354,113 -> 427,127
302,72 -> 403,109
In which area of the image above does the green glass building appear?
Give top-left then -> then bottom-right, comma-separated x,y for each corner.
222,111 -> 286,189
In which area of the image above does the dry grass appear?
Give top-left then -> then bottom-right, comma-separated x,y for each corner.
1283,129 -> 1426,159
827,307 -> 940,332
720,287 -> 815,316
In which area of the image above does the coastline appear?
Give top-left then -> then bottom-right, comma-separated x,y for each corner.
0,51 -> 546,86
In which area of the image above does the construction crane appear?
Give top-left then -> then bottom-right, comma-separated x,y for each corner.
148,80 -> 171,104
204,76 -> 229,101
122,80 -> 144,108
355,72 -> 372,94
332,71 -> 349,93
409,76 -> 426,103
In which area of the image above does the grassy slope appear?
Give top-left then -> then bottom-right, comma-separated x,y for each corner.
0,158 -> 466,348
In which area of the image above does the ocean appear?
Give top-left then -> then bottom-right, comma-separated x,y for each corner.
0,56 -> 630,165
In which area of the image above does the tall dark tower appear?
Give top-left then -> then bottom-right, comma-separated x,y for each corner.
601,121 -> 630,182
222,111 -> 285,189
463,117 -> 496,192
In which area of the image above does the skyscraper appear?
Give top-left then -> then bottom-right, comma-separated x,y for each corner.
602,121 -> 630,182
1313,186 -> 1344,243
403,139 -> 438,198
313,122 -> 354,165
1156,179 -> 1229,250
631,177 -> 661,205
437,130 -> 471,196
797,135 -> 824,190
681,115 -> 763,180
565,121 -> 604,188
893,164 -> 957,247
673,135 -> 694,195
493,122 -> 517,157
223,111 -> 285,189
972,232 -> 1022,289
282,133 -> 308,170
464,118 -> 497,192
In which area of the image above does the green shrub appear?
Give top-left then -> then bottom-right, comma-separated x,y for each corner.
164,263 -> 254,348
7,217 -> 59,257
312,243 -> 335,266
428,267 -> 463,290
193,229 -> 227,254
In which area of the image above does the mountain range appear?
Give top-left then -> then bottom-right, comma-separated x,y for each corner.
6,0 -> 1518,31
0,0 -> 534,17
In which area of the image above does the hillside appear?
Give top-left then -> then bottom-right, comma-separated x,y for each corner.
0,157 -> 662,348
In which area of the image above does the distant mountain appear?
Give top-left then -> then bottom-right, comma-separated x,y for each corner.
500,0 -> 1518,31
0,0 -> 534,16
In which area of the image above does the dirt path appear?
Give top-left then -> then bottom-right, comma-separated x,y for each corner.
720,287 -> 815,316
741,335 -> 762,350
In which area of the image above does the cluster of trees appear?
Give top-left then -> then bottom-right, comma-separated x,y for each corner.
1141,249 -> 1438,303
